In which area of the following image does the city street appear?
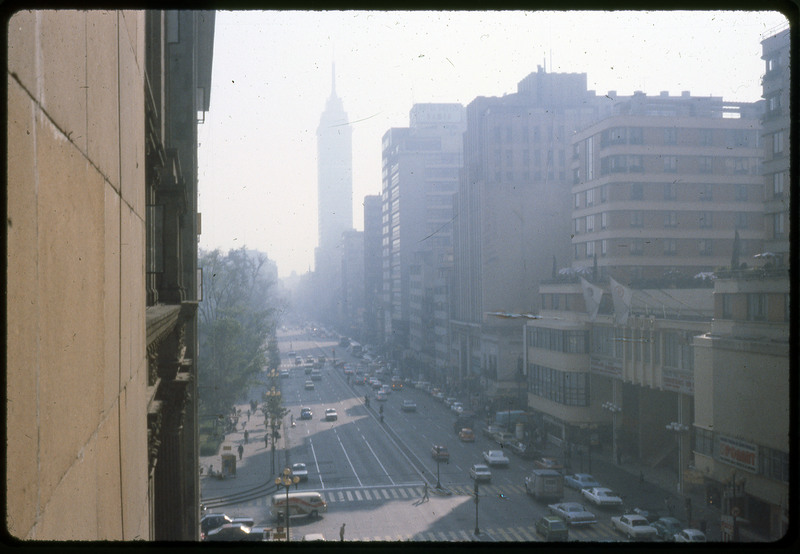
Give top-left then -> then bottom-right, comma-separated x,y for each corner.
200,327 -> 721,542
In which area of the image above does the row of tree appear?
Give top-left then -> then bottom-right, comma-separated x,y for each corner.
197,247 -> 285,425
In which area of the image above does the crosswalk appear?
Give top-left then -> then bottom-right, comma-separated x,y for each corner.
245,483 -> 628,542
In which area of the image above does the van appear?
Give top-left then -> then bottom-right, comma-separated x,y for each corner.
524,469 -> 564,502
270,491 -> 327,520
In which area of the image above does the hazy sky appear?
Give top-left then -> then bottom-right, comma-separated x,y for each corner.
197,10 -> 788,278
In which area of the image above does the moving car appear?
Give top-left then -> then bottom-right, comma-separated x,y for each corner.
300,407 -> 313,420
201,513 -> 234,539
482,450 -> 510,466
564,473 -> 601,491
401,399 -> 417,412
451,402 -> 464,414
611,514 -> 657,540
673,529 -> 707,542
324,408 -> 338,421
431,444 -> 449,462
547,502 -> 597,526
535,515 -> 568,541
534,457 -> 564,471
582,487 -> 624,507
458,428 -> 475,442
304,380 -> 315,390
310,370 -> 322,381
632,507 -> 664,523
291,462 -> 308,481
469,464 -> 492,482
652,516 -> 683,541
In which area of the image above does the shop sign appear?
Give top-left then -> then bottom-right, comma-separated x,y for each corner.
719,435 -> 758,473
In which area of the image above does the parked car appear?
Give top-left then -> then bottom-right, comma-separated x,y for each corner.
632,507 -> 664,523
304,380 -> 315,390
205,523 -> 271,541
673,529 -> 707,542
564,473 -> 601,491
324,408 -> 338,421
652,516 -> 683,541
299,407 -> 313,420
535,515 -> 568,541
431,444 -> 450,462
458,428 -> 475,442
534,457 -> 564,471
376,391 -> 387,401
482,450 -> 510,466
611,514 -> 657,540
291,462 -> 308,481
469,464 -> 492,482
547,502 -> 597,526
582,487 -> 624,507
401,399 -> 417,412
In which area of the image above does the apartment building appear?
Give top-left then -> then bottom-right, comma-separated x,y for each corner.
570,91 -> 764,283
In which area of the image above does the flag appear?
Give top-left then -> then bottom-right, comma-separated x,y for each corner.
580,277 -> 603,321
609,276 -> 633,325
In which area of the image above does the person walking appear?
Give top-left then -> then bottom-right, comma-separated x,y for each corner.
422,482 -> 429,502
339,523 -> 345,542
237,444 -> 244,460
244,430 -> 249,444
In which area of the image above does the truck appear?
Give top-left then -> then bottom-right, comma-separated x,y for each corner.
523,469 -> 564,502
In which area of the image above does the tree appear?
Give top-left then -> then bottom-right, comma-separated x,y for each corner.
197,247 -> 278,419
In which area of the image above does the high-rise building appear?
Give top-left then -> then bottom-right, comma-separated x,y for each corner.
380,103 -> 465,377
450,68 -> 611,396
570,91 -> 764,283
7,10 -> 214,539
314,63 -> 353,324
362,195 -> 383,345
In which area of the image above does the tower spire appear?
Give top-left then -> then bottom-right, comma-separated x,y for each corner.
331,61 -> 336,97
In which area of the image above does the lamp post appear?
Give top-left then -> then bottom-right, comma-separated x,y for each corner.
473,481 -> 480,535
602,401 -> 623,465
264,386 -> 282,476
275,466 -> 300,542
666,422 -> 690,493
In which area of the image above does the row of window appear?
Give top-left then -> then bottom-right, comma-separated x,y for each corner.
720,293 -> 790,322
528,364 -> 590,406
574,182 -> 754,208
591,326 -> 661,364
528,327 -> 589,354
574,238 -> 726,258
574,211 -> 751,233
493,124 -> 565,144
594,127 -> 759,148
596,155 -> 760,176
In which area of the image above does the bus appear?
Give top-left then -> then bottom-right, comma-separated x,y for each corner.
270,491 -> 327,519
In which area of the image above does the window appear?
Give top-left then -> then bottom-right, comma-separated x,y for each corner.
631,238 -> 644,256
699,157 -> 713,173
773,172 -> 785,196
663,155 -> 677,173
586,188 -> 595,206
773,212 -> 785,238
586,241 -> 595,257
600,184 -> 608,203
586,214 -> 595,232
698,239 -> 713,256
700,184 -> 713,202
631,183 -> 643,200
600,212 -> 608,229
773,131 -> 785,155
574,193 -> 581,209
664,183 -> 677,200
700,129 -> 713,146
552,294 -> 560,310
735,212 -> 748,229
747,293 -> 767,321
585,137 -> 594,180
699,212 -> 712,229
664,127 -> 677,145
664,211 -> 678,227
768,94 -> 781,113
523,149 -> 530,166
721,294 -> 732,318
629,127 -> 643,144
601,239 -> 608,256
630,211 -> 643,227
736,184 -> 748,201
664,238 -> 677,255
694,428 -> 714,457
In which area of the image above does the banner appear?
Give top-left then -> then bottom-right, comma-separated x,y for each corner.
580,277 -> 603,321
609,276 -> 633,325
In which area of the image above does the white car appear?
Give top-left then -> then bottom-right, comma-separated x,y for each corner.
547,502 -> 597,525
324,408 -> 338,421
291,462 -> 308,481
581,487 -> 623,506
469,464 -> 492,482
611,514 -> 657,540
482,450 -> 510,466
450,402 -> 464,413
674,529 -> 707,542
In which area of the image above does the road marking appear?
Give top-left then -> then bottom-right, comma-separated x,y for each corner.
309,439 -> 325,489
362,433 -> 396,485
335,428 -> 363,487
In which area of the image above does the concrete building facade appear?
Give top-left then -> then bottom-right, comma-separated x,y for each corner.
7,10 -> 213,540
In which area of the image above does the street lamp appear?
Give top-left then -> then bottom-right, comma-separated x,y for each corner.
666,422 -> 690,493
275,466 -> 300,542
602,401 -> 623,465
473,481 -> 480,535
264,387 -> 283,475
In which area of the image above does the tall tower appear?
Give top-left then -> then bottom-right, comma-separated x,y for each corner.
316,62 -> 353,256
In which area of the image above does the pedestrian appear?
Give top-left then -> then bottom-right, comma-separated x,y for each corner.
237,444 -> 244,460
247,409 -> 251,420
339,523 -> 345,542
264,434 -> 269,449
244,430 -> 249,444
422,482 -> 429,502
